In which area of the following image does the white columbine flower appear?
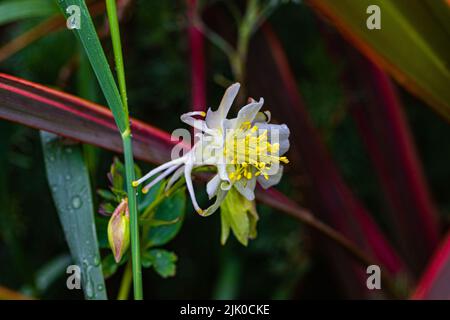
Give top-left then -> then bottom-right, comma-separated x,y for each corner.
133,83 -> 290,216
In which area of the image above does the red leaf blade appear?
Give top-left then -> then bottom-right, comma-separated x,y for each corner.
413,232 -> 450,299
0,73 -> 176,164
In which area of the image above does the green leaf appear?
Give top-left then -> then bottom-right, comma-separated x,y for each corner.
110,157 -> 125,190
101,254 -> 118,279
148,218 -> 180,227
56,0 -> 127,133
309,0 -> 450,120
220,207 -> 231,245
0,0 -> 57,26
97,189 -> 117,202
41,131 -> 107,300
34,254 -> 73,294
142,249 -> 177,278
220,188 -> 259,246
101,252 -> 128,279
95,215 -> 110,249
21,254 -> 72,297
137,180 -> 164,212
146,188 -> 186,247
100,202 -> 116,214
108,158 -> 142,197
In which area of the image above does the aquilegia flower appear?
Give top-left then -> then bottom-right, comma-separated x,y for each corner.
133,83 -> 290,216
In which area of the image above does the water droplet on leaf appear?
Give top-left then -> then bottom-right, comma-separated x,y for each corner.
72,196 -> 82,209
85,280 -> 94,299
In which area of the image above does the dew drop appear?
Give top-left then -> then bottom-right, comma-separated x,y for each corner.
85,280 -> 94,299
65,174 -> 71,181
82,261 -> 95,299
97,284 -> 104,291
93,255 -> 101,266
65,148 -> 73,154
71,196 -> 82,209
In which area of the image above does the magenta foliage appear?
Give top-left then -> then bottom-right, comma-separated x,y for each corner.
0,73 -> 177,165
247,24 -> 406,296
413,231 -> 450,299
350,58 -> 439,273
186,0 -> 207,112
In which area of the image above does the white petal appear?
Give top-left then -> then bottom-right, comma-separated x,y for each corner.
165,165 -> 185,192
256,123 -> 289,139
253,111 -> 271,123
180,112 -> 209,132
222,117 -> 238,134
199,188 -> 228,217
184,158 -> 203,214
235,98 -> 264,127
217,163 -> 231,190
142,165 -> 179,192
255,123 -> 290,155
257,166 -> 283,189
206,83 -> 240,129
134,156 -> 186,185
279,139 -> 290,155
206,174 -> 221,199
234,178 -> 256,201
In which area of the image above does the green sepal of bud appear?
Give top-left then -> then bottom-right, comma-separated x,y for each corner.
220,188 -> 259,246
107,198 -> 130,263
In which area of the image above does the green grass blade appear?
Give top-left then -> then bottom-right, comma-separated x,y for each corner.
56,0 -> 142,299
77,47 -> 101,179
34,254 -> 72,295
41,131 -> 107,300
105,0 -> 142,299
0,0 -> 57,26
105,0 -> 128,114
56,0 -> 127,133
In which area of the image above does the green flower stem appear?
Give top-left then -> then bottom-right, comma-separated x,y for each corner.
106,0 -> 142,300
106,0 -> 129,118
122,132 -> 142,299
117,261 -> 133,300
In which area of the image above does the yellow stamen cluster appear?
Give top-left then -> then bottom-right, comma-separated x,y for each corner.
225,122 -> 289,182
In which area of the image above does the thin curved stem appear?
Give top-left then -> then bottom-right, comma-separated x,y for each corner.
193,15 -> 235,60
117,261 -> 133,300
